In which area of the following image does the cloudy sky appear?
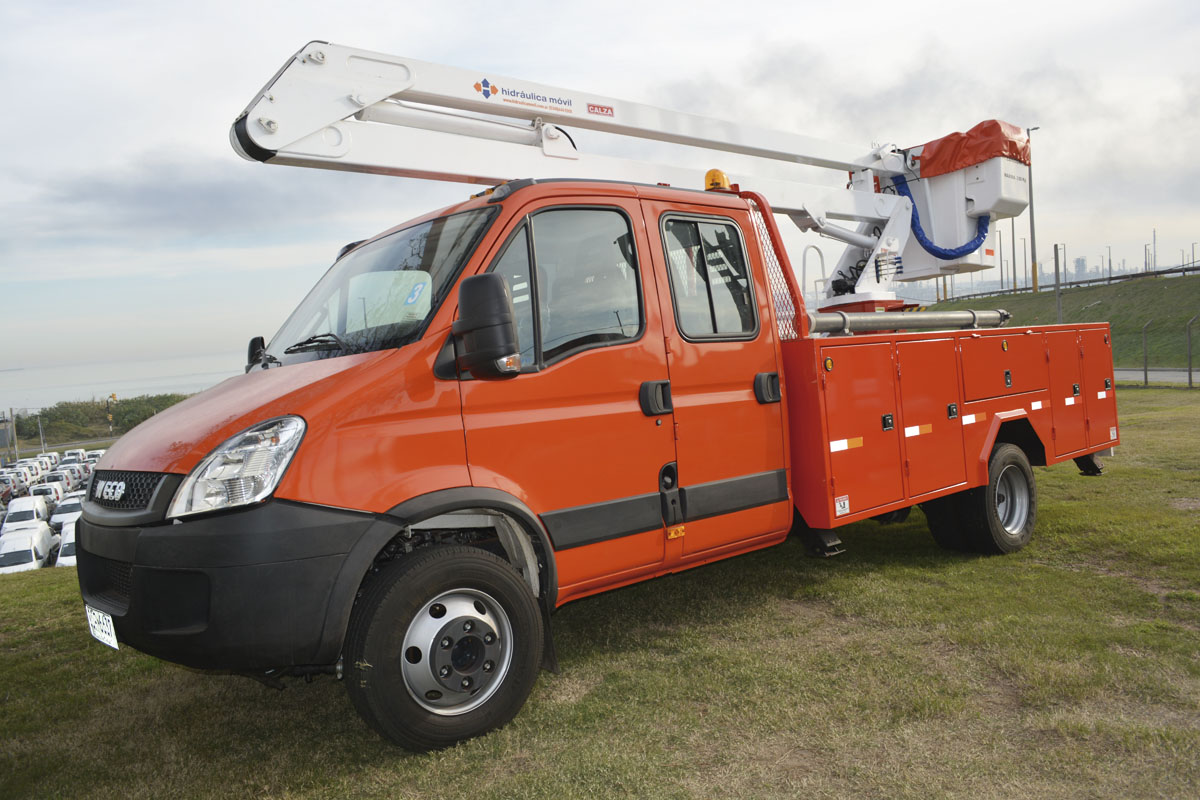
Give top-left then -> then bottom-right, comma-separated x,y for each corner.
2,0 -> 1197,371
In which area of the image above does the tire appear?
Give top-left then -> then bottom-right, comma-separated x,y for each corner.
960,443 -> 1037,554
344,544 -> 544,751
920,494 -> 969,552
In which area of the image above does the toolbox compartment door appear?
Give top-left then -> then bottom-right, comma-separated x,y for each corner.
1046,330 -> 1088,456
897,339 -> 967,496
1080,328 -> 1119,448
819,341 -> 904,518
959,332 -> 1047,401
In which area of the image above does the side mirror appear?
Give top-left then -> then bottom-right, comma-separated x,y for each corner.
451,274 -> 521,379
246,336 -> 265,373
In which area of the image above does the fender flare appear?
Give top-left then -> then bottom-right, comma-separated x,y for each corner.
974,409 -> 1030,484
312,487 -> 559,666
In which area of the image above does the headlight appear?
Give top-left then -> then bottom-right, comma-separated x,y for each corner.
167,416 -> 305,519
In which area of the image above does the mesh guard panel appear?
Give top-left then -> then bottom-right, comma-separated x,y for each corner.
747,201 -> 798,341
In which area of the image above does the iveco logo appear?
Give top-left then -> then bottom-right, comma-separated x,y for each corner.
94,480 -> 126,502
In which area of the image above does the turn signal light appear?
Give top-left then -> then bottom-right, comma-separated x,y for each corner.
495,354 -> 522,374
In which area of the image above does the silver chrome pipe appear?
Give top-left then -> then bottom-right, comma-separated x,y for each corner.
807,308 -> 1011,334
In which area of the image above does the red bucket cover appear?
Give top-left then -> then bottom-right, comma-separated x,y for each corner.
912,120 -> 1030,179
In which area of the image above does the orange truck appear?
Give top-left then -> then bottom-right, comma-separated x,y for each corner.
77,43 -> 1117,750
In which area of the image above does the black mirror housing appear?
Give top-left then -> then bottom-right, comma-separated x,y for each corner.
452,274 -> 520,379
246,336 -> 265,372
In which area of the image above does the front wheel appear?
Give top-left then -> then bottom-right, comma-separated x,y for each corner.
961,443 -> 1037,554
344,545 -> 544,750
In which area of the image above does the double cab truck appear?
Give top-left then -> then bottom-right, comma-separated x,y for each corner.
77,43 -> 1118,750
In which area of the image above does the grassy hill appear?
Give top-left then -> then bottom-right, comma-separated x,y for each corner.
933,274 -> 1200,368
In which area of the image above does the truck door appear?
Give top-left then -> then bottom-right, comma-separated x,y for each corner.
643,202 -> 791,558
459,196 -> 677,598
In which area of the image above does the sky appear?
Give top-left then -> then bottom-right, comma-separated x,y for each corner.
2,0 -> 1198,371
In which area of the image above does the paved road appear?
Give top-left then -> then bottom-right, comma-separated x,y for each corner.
1115,368 -> 1196,385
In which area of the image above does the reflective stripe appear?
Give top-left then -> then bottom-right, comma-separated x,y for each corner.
1031,400 -> 1042,410
830,437 -> 863,452
1065,397 -> 1075,406
1097,390 -> 1107,399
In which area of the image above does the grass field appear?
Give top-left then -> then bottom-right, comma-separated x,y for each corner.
933,273 -> 1200,368
2,389 -> 1198,799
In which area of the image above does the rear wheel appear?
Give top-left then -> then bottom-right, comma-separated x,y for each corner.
961,443 -> 1037,554
344,545 -> 543,750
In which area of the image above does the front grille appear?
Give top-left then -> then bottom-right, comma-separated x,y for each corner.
88,553 -> 134,611
91,470 -> 164,511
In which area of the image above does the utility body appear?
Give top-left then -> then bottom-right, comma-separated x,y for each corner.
76,42 -> 1118,750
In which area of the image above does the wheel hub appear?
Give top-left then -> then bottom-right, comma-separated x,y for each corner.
994,464 -> 1030,534
401,589 -> 512,715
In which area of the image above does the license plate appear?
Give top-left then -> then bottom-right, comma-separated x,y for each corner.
85,605 -> 119,650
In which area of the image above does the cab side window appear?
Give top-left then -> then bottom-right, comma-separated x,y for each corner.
662,217 -> 757,339
487,207 -> 642,368
490,226 -> 537,368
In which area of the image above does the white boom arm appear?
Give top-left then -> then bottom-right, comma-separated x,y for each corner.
232,42 -> 1022,305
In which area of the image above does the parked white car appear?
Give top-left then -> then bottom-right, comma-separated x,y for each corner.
30,483 -> 66,511
43,470 -> 78,492
2,495 -> 51,535
50,497 -> 83,533
57,464 -> 86,488
0,522 -> 57,573
56,521 -> 77,567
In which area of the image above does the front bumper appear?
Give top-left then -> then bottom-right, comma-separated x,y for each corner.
76,499 -> 386,671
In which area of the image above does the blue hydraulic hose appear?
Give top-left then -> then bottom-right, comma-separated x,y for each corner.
892,176 -> 989,261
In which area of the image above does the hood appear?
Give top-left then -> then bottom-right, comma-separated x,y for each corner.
99,351 -> 389,475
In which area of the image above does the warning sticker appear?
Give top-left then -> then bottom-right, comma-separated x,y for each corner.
834,495 -> 850,516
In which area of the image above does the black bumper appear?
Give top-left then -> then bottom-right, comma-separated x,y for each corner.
76,499 -> 397,671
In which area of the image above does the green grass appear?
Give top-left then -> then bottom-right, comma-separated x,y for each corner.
3,389 -> 1199,799
933,274 -> 1200,368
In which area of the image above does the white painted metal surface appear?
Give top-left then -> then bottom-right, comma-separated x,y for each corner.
232,41 -> 1029,305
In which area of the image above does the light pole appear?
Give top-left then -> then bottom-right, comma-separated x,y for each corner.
998,228 -> 1005,290
1107,244 -> 1112,281
1026,126 -> 1040,293
1192,242 -> 1197,267
1145,244 -> 1150,272
1053,244 -> 1063,323
1010,216 -> 1017,294
1021,237 -> 1028,291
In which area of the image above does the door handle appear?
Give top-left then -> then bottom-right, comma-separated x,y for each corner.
639,380 -> 673,416
753,372 -> 781,404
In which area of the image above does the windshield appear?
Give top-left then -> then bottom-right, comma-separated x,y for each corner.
5,510 -> 34,523
0,550 -> 34,567
264,207 -> 496,365
61,541 -> 76,556
57,501 -> 82,515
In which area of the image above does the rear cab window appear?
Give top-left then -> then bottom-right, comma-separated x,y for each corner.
660,215 -> 758,340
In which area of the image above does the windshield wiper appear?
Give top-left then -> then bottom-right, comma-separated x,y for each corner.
283,332 -> 352,354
